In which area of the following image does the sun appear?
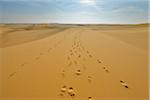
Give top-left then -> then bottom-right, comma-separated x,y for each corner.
80,0 -> 96,5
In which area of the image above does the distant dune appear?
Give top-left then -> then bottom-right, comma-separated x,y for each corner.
0,24 -> 149,49
0,24 -> 70,47
0,24 -> 149,100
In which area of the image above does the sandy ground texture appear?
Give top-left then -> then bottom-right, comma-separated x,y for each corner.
0,24 -> 149,100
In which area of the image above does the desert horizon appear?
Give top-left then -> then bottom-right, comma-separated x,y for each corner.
0,23 -> 149,100
1,0 -> 149,99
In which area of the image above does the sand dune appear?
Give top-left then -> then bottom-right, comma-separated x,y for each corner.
0,24 -> 70,47
0,24 -> 149,100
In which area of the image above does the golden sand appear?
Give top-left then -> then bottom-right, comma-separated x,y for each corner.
0,24 -> 149,100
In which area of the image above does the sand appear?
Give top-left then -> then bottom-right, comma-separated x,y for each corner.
0,47 -> 2,100
0,24 -> 149,100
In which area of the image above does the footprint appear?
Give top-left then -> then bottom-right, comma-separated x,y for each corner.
74,60 -> 77,65
120,80 -> 129,88
61,70 -> 65,77
88,76 -> 92,83
105,69 -> 109,73
35,56 -> 40,60
20,63 -> 26,67
67,56 -> 70,60
82,46 -> 85,51
61,85 -> 67,93
70,49 -> 72,52
89,54 -> 93,58
59,92 -> 64,97
88,97 -> 93,100
40,53 -> 44,55
83,64 -> 86,70
78,54 -> 81,58
48,48 -> 52,52
68,61 -> 72,67
97,59 -> 102,63
103,67 -> 110,73
103,67 -> 106,69
120,80 -> 124,83
74,50 -> 77,54
68,87 -> 76,98
75,69 -> 81,76
59,85 -> 67,97
73,47 -> 76,50
8,72 -> 17,78
87,51 -> 89,54
70,53 -> 73,56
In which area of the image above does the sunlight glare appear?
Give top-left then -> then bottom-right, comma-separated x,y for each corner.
80,0 -> 96,5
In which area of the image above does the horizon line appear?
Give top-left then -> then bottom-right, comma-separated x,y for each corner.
0,22 -> 149,25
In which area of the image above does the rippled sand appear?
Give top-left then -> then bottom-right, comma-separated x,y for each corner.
0,24 -> 149,100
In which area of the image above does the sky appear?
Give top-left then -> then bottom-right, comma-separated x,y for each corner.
0,0 -> 149,24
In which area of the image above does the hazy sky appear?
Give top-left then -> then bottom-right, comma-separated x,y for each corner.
0,0 -> 149,24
